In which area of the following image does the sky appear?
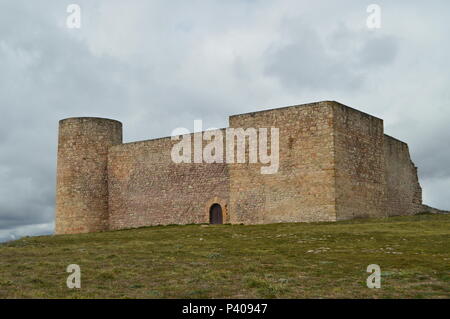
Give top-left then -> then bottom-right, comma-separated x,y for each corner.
0,0 -> 449,242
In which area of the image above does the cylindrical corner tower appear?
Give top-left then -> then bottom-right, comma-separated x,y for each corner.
55,117 -> 122,234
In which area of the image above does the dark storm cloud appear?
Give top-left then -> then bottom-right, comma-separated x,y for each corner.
0,0 -> 449,242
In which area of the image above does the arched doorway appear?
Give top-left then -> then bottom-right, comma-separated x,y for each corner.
209,204 -> 223,224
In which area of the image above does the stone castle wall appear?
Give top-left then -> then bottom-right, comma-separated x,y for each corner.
332,103 -> 387,220
228,101 -> 337,224
383,135 -> 423,216
107,130 -> 229,230
55,101 -> 426,234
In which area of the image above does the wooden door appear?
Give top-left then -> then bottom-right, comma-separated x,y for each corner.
209,204 -> 223,224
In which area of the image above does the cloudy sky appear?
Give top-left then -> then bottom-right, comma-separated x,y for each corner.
0,1 -> 449,242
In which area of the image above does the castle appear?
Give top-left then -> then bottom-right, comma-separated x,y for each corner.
55,101 -> 425,235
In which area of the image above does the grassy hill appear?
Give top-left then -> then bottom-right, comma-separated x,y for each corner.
0,214 -> 449,298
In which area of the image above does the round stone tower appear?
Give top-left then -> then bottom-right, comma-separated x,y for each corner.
55,117 -> 122,234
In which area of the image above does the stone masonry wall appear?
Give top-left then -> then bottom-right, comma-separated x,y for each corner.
383,135 -> 422,216
332,102 -> 387,220
108,130 -> 229,230
228,101 -> 337,224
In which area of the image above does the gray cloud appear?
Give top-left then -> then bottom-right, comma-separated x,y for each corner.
0,0 -> 449,242
264,21 -> 398,91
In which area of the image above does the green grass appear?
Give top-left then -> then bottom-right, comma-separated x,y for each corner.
0,214 -> 449,298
